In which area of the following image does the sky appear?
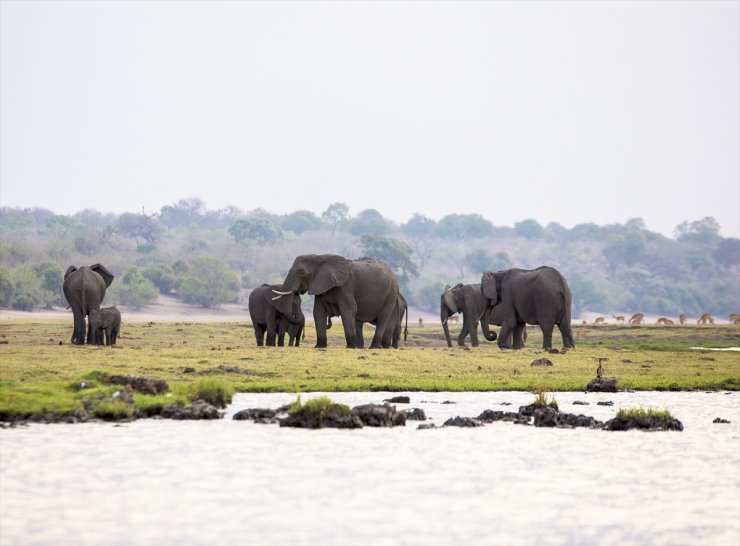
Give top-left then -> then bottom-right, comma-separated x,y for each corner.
1,1 -> 738,239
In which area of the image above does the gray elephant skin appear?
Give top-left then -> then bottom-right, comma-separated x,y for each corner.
249,284 -> 305,347
481,266 -> 575,350
90,306 -> 121,346
63,264 -> 115,345
273,254 -> 400,349
356,292 -> 408,348
441,283 -> 498,347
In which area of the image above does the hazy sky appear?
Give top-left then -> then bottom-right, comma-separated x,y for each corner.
1,1 -> 738,238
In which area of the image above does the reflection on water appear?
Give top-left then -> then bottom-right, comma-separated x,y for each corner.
1,391 -> 739,546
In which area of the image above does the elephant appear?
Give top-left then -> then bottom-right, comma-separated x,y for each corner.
63,264 -> 115,345
90,306 -> 121,346
272,254 -> 400,349
441,283 -> 498,348
481,266 -> 575,350
356,292 -> 408,348
248,284 -> 305,347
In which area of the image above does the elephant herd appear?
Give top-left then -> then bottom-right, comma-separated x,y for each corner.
269,254 -> 574,351
62,256 -> 575,352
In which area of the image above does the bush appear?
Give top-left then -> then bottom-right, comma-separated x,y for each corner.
188,378 -> 233,408
106,266 -> 159,309
10,265 -> 43,310
178,257 -> 240,308
0,267 -> 14,308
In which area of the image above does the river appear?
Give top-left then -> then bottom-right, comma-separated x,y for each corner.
1,391 -> 738,546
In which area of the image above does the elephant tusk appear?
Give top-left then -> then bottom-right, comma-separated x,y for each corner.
271,289 -> 293,295
271,294 -> 283,300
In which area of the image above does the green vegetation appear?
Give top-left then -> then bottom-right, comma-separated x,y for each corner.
532,388 -> 558,410
0,202 -> 737,316
0,319 -> 738,422
289,395 -> 351,418
616,407 -> 675,421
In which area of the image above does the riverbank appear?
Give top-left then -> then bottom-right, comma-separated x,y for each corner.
1,318 -> 738,422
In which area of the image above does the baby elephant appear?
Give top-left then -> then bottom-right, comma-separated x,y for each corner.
90,306 -> 121,346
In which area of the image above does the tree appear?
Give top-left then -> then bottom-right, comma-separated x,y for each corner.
712,238 -> 740,269
675,217 -> 721,244
33,262 -> 65,308
117,211 -> 163,245
105,267 -> 159,309
602,232 -> 646,271
142,264 -> 180,294
228,216 -> 283,246
347,209 -> 390,236
321,202 -> 350,231
463,249 -> 493,275
0,266 -> 14,308
280,210 -> 322,234
401,213 -> 436,238
10,265 -> 43,311
360,235 -> 419,292
436,214 -> 493,240
514,219 -> 545,240
159,198 -> 206,228
178,257 -> 240,308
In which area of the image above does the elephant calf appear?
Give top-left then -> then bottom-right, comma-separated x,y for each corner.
90,306 -> 121,346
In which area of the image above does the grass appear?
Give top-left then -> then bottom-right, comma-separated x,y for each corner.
289,395 -> 351,418
0,318 -> 738,420
532,387 -> 558,410
616,407 -> 675,421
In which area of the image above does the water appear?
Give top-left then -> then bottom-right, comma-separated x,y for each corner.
1,391 -> 739,546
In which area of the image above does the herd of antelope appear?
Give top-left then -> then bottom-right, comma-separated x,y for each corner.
587,312 -> 740,326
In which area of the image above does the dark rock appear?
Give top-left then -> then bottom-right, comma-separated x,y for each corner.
280,407 -> 363,429
352,403 -> 406,427
556,413 -> 603,429
597,401 -> 614,406
441,400 -> 457,405
233,408 -> 279,422
519,402 -> 558,416
572,400 -> 590,405
183,367 -> 196,374
547,348 -> 560,354
443,416 -> 483,427
106,375 -> 169,395
161,400 -> 222,420
476,409 -> 521,423
532,407 -> 559,427
500,402 -> 512,406
384,396 -> 411,404
531,358 -> 554,366
400,408 -> 426,421
586,377 -> 619,392
713,417 -> 731,424
603,415 -> 683,431
417,423 -> 438,430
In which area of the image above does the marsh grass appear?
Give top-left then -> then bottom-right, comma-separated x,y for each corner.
288,395 -> 351,418
0,318 -> 738,420
532,387 -> 558,410
188,377 -> 234,408
616,407 -> 675,421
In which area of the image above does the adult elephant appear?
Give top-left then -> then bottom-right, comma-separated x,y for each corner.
356,292 -> 408,348
272,254 -> 400,349
481,266 -> 574,350
63,264 -> 115,345
441,283 -> 498,348
248,284 -> 305,347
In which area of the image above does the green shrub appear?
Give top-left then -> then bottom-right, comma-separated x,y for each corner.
106,266 -> 159,309
289,395 -> 351,419
188,378 -> 234,408
616,407 -> 674,421
178,257 -> 239,308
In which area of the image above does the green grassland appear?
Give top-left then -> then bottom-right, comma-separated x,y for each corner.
1,318 -> 738,420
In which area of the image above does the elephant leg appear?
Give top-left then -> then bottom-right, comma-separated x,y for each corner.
86,316 -> 96,345
341,313 -> 360,348
277,319 -> 287,347
468,318 -> 480,347
355,321 -> 365,348
498,321 -> 515,349
540,321 -> 555,350
266,319 -> 279,347
313,307 -> 329,348
559,317 -> 575,348
111,329 -> 118,345
369,305 -> 395,349
254,324 -> 266,347
71,312 -> 86,345
512,323 -> 526,349
457,324 -> 469,347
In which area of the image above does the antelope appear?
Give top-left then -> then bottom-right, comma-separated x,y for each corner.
612,315 -> 625,323
594,317 -> 605,325
447,315 -> 460,325
679,313 -> 687,325
729,313 -> 740,324
697,313 -> 714,325
418,317 -> 424,328
628,313 -> 644,325
656,317 -> 674,325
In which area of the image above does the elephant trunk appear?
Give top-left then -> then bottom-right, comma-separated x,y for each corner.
441,308 -> 453,348
480,307 -> 498,342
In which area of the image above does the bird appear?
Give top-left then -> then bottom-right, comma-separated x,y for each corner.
596,357 -> 608,379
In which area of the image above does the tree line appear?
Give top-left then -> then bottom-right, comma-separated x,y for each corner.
1,199 -> 738,318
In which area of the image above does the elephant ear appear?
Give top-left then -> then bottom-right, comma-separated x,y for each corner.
64,265 -> 78,279
308,257 -> 351,295
91,264 -> 115,287
443,285 -> 458,314
481,271 -> 498,300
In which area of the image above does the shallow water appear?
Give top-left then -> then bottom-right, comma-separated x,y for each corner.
1,391 -> 739,546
